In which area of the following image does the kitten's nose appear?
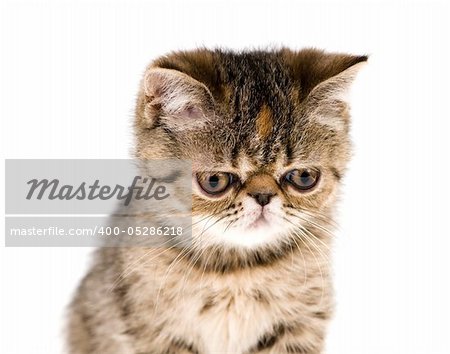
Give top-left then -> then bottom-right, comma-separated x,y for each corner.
248,192 -> 275,207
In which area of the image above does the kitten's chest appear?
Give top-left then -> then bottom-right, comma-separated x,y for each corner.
187,284 -> 277,354
136,253 -> 317,353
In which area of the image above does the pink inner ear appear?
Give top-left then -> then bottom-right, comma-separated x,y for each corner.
177,105 -> 204,119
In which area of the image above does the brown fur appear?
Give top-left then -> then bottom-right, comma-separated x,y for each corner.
255,104 -> 274,139
67,48 -> 367,353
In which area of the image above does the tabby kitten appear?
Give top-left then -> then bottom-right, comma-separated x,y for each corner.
67,48 -> 367,354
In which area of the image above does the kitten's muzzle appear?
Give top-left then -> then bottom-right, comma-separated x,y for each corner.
245,173 -> 278,206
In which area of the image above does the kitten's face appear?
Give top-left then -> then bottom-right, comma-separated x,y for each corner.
135,49 -> 366,260
192,158 -> 328,249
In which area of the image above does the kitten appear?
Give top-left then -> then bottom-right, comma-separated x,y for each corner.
67,48 -> 367,354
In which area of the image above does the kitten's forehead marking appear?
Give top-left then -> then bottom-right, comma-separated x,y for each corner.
237,153 -> 256,178
236,152 -> 285,179
255,103 -> 273,140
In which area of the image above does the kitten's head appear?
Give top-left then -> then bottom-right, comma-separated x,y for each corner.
135,48 -> 366,268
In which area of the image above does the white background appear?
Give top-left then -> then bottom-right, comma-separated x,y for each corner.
1,1 -> 449,353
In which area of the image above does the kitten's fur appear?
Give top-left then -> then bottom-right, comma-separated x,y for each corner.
67,48 -> 367,354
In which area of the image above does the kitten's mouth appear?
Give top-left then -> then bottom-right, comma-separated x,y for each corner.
247,214 -> 268,230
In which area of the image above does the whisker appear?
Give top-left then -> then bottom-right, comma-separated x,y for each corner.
153,244 -> 192,314
223,217 -> 238,233
299,208 -> 338,227
290,227 -> 326,306
191,210 -> 225,226
288,228 -> 309,289
197,213 -> 231,239
286,210 -> 335,237
283,215 -> 331,305
297,226 -> 330,265
179,242 -> 208,302
107,236 -> 182,293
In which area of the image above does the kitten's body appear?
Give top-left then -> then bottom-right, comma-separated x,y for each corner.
69,243 -> 329,354
68,48 -> 366,354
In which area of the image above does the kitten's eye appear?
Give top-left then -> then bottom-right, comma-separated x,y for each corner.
284,168 -> 320,191
197,172 -> 236,196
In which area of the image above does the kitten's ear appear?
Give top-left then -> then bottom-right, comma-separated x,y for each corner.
283,48 -> 368,100
284,49 -> 368,130
141,67 -> 215,130
305,59 -> 367,105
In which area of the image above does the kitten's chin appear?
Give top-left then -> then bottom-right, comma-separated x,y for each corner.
224,227 -> 280,248
189,214 -> 296,272
185,224 -> 295,273
193,219 -> 286,250
246,215 -> 269,230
